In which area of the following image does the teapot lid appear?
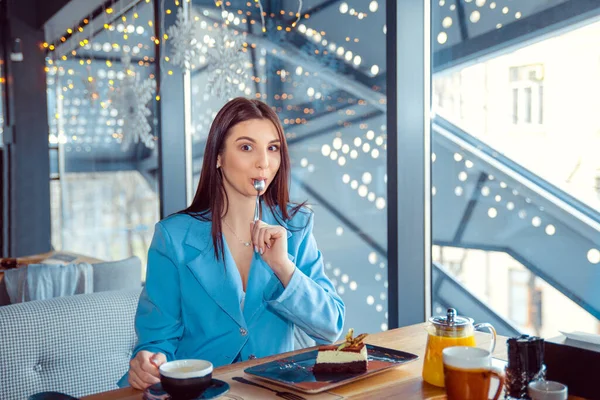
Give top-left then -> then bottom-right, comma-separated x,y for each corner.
429,308 -> 473,329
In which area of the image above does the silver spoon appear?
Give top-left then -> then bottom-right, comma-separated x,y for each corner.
253,179 -> 265,223
253,180 -> 265,254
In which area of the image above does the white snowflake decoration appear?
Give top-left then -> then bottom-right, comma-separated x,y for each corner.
205,29 -> 251,99
109,55 -> 156,151
166,7 -> 201,69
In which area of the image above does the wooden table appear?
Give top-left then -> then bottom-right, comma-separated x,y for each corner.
83,323 -> 578,400
15,250 -> 101,265
83,323 -> 586,399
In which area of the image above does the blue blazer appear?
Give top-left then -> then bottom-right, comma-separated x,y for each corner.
118,205 -> 344,386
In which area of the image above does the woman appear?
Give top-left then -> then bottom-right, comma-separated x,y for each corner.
121,97 -> 345,389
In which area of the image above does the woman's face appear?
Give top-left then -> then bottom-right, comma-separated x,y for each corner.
217,118 -> 282,198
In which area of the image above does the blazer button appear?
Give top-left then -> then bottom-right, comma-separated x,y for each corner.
239,327 -> 248,336
249,354 -> 256,360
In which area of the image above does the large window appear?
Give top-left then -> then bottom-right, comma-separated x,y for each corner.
432,1 -> 600,338
188,0 -> 388,334
46,1 -> 159,275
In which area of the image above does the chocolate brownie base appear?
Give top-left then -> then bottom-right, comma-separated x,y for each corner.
313,360 -> 367,373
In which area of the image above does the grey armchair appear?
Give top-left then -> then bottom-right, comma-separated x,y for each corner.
0,290 -> 140,400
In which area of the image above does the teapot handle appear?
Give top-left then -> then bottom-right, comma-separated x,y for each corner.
474,322 -> 497,354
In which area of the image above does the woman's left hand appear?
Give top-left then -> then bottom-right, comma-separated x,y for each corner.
250,221 -> 295,285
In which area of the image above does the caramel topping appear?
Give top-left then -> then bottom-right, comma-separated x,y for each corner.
337,328 -> 368,351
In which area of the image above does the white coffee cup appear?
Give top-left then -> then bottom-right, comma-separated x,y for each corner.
159,359 -> 213,399
528,380 -> 568,400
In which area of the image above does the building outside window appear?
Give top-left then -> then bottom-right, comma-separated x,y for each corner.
509,64 -> 544,126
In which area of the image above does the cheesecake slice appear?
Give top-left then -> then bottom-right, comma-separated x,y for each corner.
313,329 -> 368,373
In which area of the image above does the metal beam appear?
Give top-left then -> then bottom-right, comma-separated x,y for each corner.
279,72 -> 386,123
452,172 -> 487,243
280,29 -> 377,91
69,53 -> 150,64
434,0 -> 600,72
191,64 -> 209,77
248,34 -> 386,111
433,117 -> 600,231
46,0 -> 139,60
279,89 -> 352,119
55,159 -> 137,174
284,102 -> 378,140
454,0 -> 468,41
199,11 -> 384,105
191,103 -> 380,158
288,110 -> 382,146
44,0 -> 107,42
433,262 -> 522,337
135,151 -> 159,191
137,152 -> 158,173
201,7 -> 380,91
291,175 -> 387,257
284,0 -> 340,25
434,240 -> 600,320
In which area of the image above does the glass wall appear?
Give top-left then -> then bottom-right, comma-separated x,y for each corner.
46,1 -> 160,274
189,0 -> 388,334
431,0 -> 600,338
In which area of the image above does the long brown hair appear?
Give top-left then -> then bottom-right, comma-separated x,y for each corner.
180,97 -> 305,260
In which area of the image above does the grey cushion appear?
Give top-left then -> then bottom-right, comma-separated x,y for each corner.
93,256 -> 142,292
0,290 -> 140,400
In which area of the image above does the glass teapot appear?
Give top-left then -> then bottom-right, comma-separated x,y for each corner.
422,308 -> 497,387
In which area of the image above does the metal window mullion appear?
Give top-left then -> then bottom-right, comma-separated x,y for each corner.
387,0 -> 432,329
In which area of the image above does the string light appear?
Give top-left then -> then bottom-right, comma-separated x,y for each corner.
42,0 -> 326,151
292,0 -> 303,27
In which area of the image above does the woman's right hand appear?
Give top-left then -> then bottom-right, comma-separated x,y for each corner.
128,350 -> 166,390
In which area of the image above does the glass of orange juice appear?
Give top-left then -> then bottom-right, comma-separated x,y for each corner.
422,308 -> 497,387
